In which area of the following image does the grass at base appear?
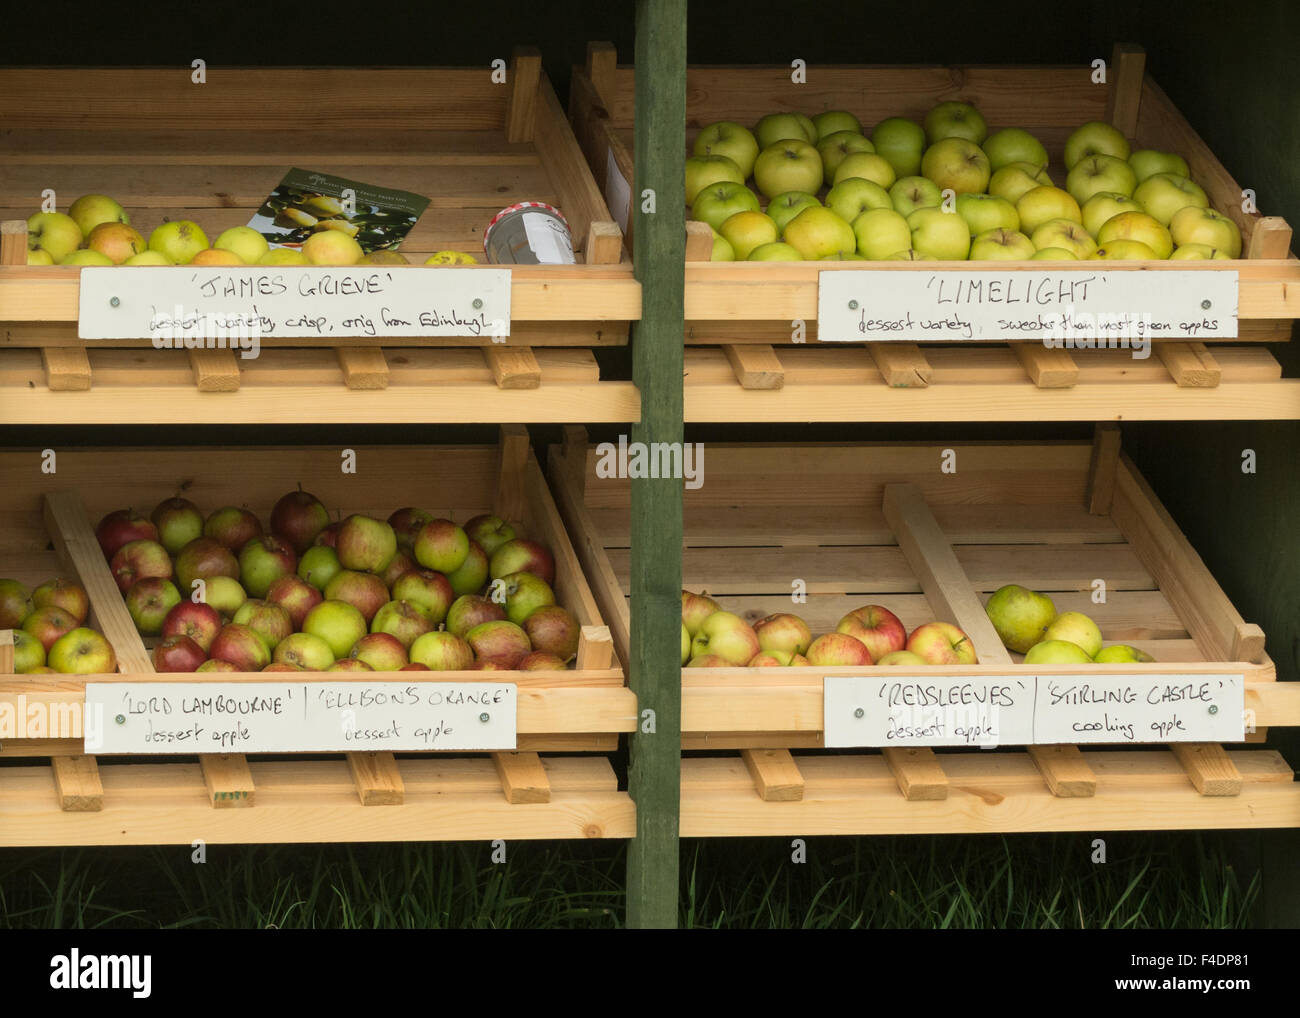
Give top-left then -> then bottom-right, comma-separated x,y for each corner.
0,831 -> 1257,929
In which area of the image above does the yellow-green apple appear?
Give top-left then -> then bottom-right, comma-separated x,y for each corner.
690,611 -> 761,666
1016,186 -> 1082,235
161,600 -> 222,652
190,248 -> 244,266
324,570 -> 389,623
920,138 -> 990,195
203,575 -> 247,618
1169,244 -> 1233,260
956,193 -> 1020,235
682,590 -> 721,635
719,210 -> 779,260
1133,173 -> 1209,226
60,250 -> 113,266
302,600 -> 367,659
681,623 -> 691,665
1169,206 -> 1241,258
444,541 -> 488,597
984,584 -> 1055,652
836,605 -> 906,660
48,627 -> 118,674
982,127 -> 1048,172
686,654 -> 733,668
302,230 -> 362,265
806,632 -> 873,666
126,577 -> 182,635
27,213 -> 84,264
755,113 -> 815,150
692,181 -> 761,231
907,622 -> 978,664
461,514 -> 516,559
466,619 -> 532,668
767,191 -> 822,234
446,594 -> 506,638
23,605 -> 80,651
86,222 -> 145,264
204,506 -> 263,551
259,248 -> 309,265
1097,211 -> 1173,258
710,229 -> 735,261
831,152 -> 896,190
149,220 -> 209,264
152,634 -> 206,673
32,578 -> 88,626
820,251 -> 865,260
326,659 -> 372,672
1094,644 -> 1156,663
195,659 -> 238,673
816,131 -> 874,178
753,613 -> 812,656
753,140 -> 824,199
1066,154 -> 1138,204
694,121 -> 761,177
239,535 -> 297,599
298,545 -> 342,592
813,111 -> 863,140
269,488 -> 329,553
13,629 -> 46,672
748,242 -> 801,260
349,632 -> 407,670
523,605 -> 580,662
908,207 -> 971,260
69,194 -> 128,237
265,575 -> 323,628
749,650 -> 794,666
782,207 -> 856,260
1128,149 -> 1189,183
876,650 -> 928,666
924,101 -> 987,144
889,176 -> 943,217
0,579 -> 32,628
414,518 -> 470,575
1064,121 -> 1130,168
872,117 -> 926,177
1091,240 -> 1159,260
274,631 -> 336,670
500,571 -> 555,625
111,539 -> 172,593
685,154 -> 745,205
488,539 -> 554,586
370,599 -> 434,649
887,250 -> 935,260
988,161 -> 1054,204
826,179 -> 891,223
970,228 -> 1037,260
410,630 -> 476,670
151,497 -> 204,555
209,623 -> 272,670
1030,219 -> 1097,258
1042,610 -> 1103,657
336,514 -> 397,574
124,251 -> 172,265
1080,192 -> 1144,237
1023,639 -> 1092,664
392,568 -> 455,623
27,249 -> 54,265
233,598 -> 292,651
853,207 -> 913,260
214,225 -> 270,264
1031,247 -> 1077,260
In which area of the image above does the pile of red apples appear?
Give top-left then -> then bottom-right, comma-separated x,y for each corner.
1,576 -> 113,674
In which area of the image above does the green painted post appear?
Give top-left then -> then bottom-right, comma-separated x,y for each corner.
626,0 -> 686,929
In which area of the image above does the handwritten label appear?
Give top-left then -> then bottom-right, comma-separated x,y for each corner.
824,676 -> 1035,748
1034,673 -> 1244,744
817,270 -> 1238,342
77,266 -> 511,340
83,681 -> 517,754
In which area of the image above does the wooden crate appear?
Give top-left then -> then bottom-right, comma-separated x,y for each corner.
0,429 -> 637,846
0,55 -> 642,423
549,426 -> 1300,836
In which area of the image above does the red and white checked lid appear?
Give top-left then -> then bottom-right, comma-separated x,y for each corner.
483,201 -> 569,250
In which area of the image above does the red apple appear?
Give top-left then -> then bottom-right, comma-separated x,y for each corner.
391,569 -> 454,624
488,539 -> 554,587
238,535 -> 297,598
463,514 -> 517,559
523,605 -> 580,662
471,660 -> 510,670
380,551 -> 417,590
125,577 -> 182,635
31,578 -> 89,626
748,651 -> 793,667
232,599 -> 293,651
387,507 -> 435,556
161,601 -> 222,651
500,571 -> 555,625
370,599 -> 434,649
265,575 -> 322,628
151,496 -> 205,555
409,630 -> 475,671
350,632 -> 408,671
445,540 -> 489,597
111,539 -> 173,593
152,634 -> 206,672
336,514 -> 398,573
400,662 -> 431,671
313,521 -> 341,548
327,659 -> 372,672
753,613 -> 812,656
682,589 -> 722,636
906,622 -> 978,665
302,599 -> 367,658
324,570 -> 390,623
22,605 -> 80,651
686,654 -> 734,668
445,594 -> 506,638
263,662 -> 304,672
196,658 -> 238,673
209,623 -> 272,671
273,632 -> 336,670
518,651 -> 568,671
203,506 -> 263,551
805,632 -> 874,666
0,578 -> 32,628
175,537 -> 240,593
47,627 -> 118,674
95,509 -> 158,560
836,605 -> 907,661
270,488 -> 330,553
414,518 -> 470,574
465,620 -> 531,668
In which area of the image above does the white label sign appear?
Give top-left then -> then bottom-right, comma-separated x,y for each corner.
84,681 -> 518,754
824,675 -> 1035,748
78,266 -> 511,342
817,269 -> 1238,342
1034,673 -> 1244,745
605,147 -> 632,235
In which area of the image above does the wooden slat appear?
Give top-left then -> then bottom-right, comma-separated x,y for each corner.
335,348 -> 388,390
1104,43 -> 1145,138
576,625 -> 614,671
1171,743 -> 1244,796
494,423 -> 530,524
1013,344 -> 1078,388
870,343 -> 932,387
1086,422 -> 1122,515
42,347 -> 92,391
723,344 -> 784,389
1,219 -> 25,265
505,47 -> 542,144
1233,623 -> 1267,664
586,41 -> 618,103
0,629 -> 13,673
189,348 -> 241,392
201,754 -> 255,808
492,750 -> 552,803
347,752 -> 404,806
1026,745 -> 1097,797
740,748 -> 805,801
882,747 -> 949,800
1247,216 -> 1293,259
483,346 -> 542,389
684,220 -> 714,261
585,220 -> 624,265
534,71 -> 615,246
1157,342 -> 1222,387
51,755 -> 103,812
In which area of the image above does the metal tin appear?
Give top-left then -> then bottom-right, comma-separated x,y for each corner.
483,201 -> 576,265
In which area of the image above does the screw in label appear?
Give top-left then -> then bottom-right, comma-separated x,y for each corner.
472,298 -> 484,310
479,712 -> 490,723
110,297 -> 120,307
115,714 -> 125,725
854,707 -> 864,719
1201,299 -> 1212,309
1208,705 -> 1219,715
848,300 -> 859,310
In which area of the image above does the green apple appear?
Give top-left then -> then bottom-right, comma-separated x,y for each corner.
956,193 -> 1020,236
27,212 -> 83,263
1030,219 -> 1097,258
888,176 -> 943,217
1064,120 -> 1131,168
259,248 -> 309,265
1080,192 -> 1144,237
981,127 -> 1048,172
755,113 -> 815,150
149,220 -> 209,264
988,161 -> 1054,204
924,100 -> 987,144
681,623 -> 691,666
123,250 -> 173,266
1091,240 -> 1160,260
27,249 -> 54,265
689,611 -> 760,666
1097,211 -> 1173,258
908,207 -> 970,260
1066,153 -> 1138,204
812,110 -> 863,141
753,140 -> 823,199
766,191 -> 822,234
852,207 -> 913,260
1169,206 -> 1241,258
710,228 -> 736,261
817,131 -> 874,179
694,121 -> 760,178
871,117 -> 926,178
719,210 -> 779,260
820,251 -> 865,260
14,629 -> 45,673
1042,610 -> 1103,658
1023,640 -> 1093,664
985,584 -> 1056,653
691,181 -> 761,231
302,599 -> 368,659
685,154 -> 745,205
825,178 -> 891,224
782,206 -> 856,260
69,194 -> 128,238
1016,186 -> 1082,235
832,152 -> 896,190
748,242 -> 802,261
1031,247 -> 1077,260
1169,243 -> 1233,261
1094,644 -> 1156,664
886,249 -> 935,260
1128,149 -> 1189,183
60,250 -> 113,266
920,138 -> 990,195
215,226 -> 270,265
969,228 -> 1036,260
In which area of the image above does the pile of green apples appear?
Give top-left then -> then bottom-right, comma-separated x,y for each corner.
686,103 -> 1240,262
2,576 -> 116,674
96,493 -> 578,674
984,583 -> 1154,664
25,193 -> 475,268
682,590 -> 978,667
